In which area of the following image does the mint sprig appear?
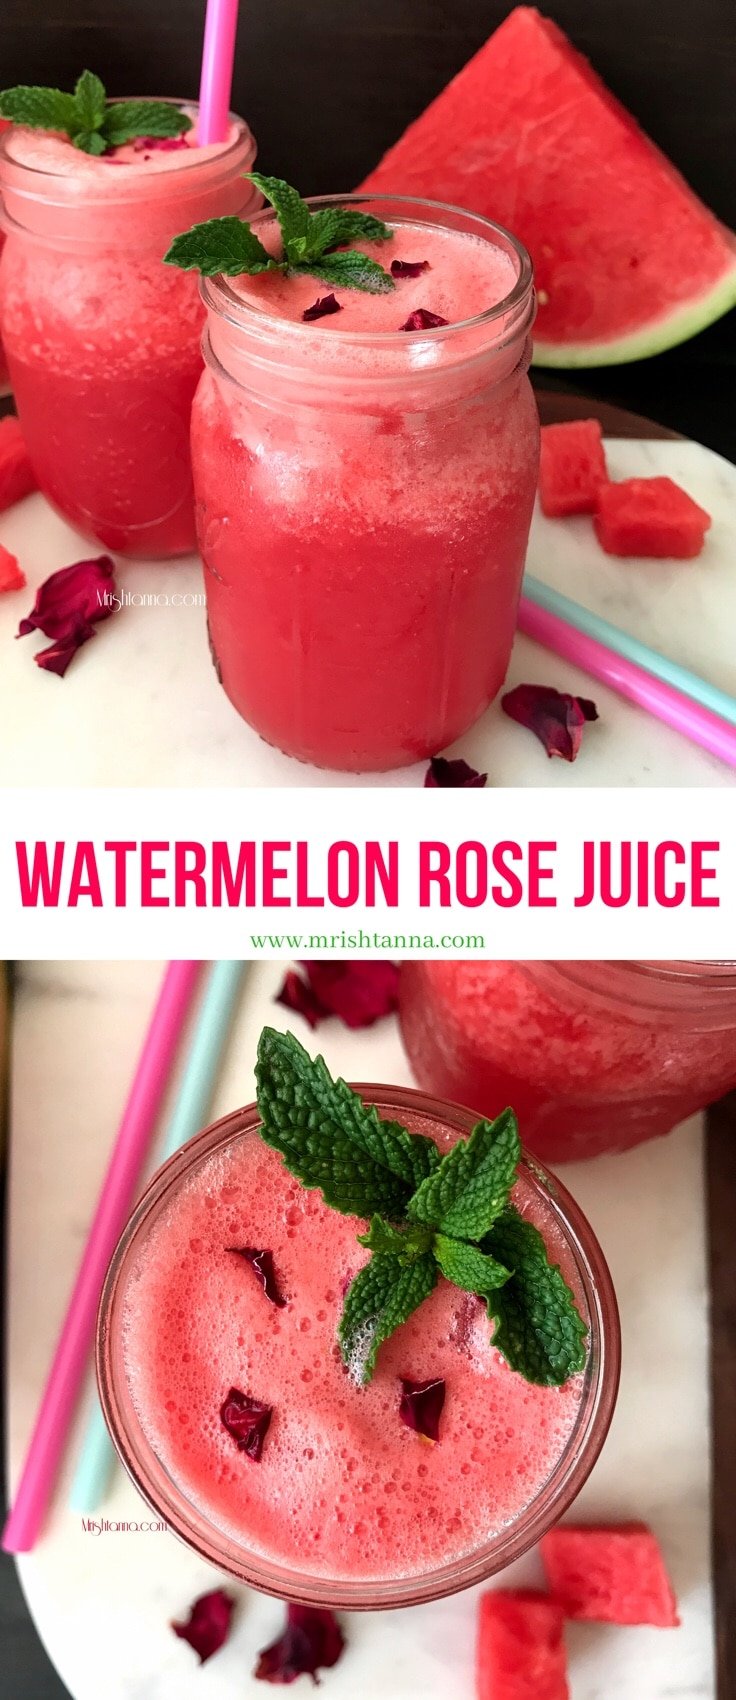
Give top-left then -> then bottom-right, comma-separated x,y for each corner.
165,173 -> 396,295
255,1027 -> 587,1388
0,73 -> 192,155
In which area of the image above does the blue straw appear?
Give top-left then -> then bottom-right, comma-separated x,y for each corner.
69,960 -> 247,1512
523,574 -> 736,728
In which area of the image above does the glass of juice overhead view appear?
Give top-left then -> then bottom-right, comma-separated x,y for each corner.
0,83 -> 259,558
399,960 -> 736,1164
97,1029 -> 619,1606
176,183 -> 539,771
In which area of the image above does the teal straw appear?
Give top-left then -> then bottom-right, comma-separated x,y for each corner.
523,574 -> 736,728
69,960 -> 247,1512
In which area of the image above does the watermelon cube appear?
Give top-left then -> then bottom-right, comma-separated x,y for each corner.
539,420 -> 608,516
593,476 -> 711,558
541,1523 -> 680,1626
0,415 -> 37,511
477,1590 -> 569,1700
0,542 -> 25,593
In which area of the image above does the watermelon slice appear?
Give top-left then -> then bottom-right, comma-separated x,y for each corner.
360,7 -> 736,366
594,476 -> 711,557
541,1523 -> 680,1626
539,420 -> 608,516
0,415 -> 37,511
0,542 -> 25,593
477,1590 -> 569,1700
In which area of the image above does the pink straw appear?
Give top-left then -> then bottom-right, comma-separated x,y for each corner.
517,597 -> 736,771
197,0 -> 240,144
2,960 -> 201,1553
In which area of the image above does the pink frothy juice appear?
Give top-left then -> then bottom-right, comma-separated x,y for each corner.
192,196 -> 539,770
400,960 -> 736,1164
0,106 -> 258,557
98,1089 -> 618,1606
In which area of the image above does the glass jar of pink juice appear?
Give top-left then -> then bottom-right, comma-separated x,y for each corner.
192,196 -> 538,770
97,1087 -> 618,1607
0,105 -> 258,558
400,960 -> 736,1164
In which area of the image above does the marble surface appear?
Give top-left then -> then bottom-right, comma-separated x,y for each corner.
0,438 -> 734,788
7,960 -> 714,1699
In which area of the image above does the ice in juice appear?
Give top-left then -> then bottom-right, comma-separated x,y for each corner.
400,960 -> 736,1163
192,200 -> 538,769
0,109 -> 258,557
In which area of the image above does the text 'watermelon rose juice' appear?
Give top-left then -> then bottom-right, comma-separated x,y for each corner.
192,197 -> 538,770
0,107 -> 258,558
400,961 -> 736,1164
97,1087 -> 618,1605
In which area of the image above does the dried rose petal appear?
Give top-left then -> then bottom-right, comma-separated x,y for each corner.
220,1387 -> 273,1460
303,961 -> 400,1028
172,1588 -> 234,1664
302,294 -> 343,323
425,756 -> 487,788
400,308 -> 448,331
275,969 -> 325,1030
501,684 -> 599,762
132,134 -> 190,151
17,555 -> 117,677
399,1376 -> 446,1443
255,1605 -> 345,1685
391,259 -> 430,278
227,1247 -> 286,1307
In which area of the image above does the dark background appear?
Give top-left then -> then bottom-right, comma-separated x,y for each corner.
0,0 -> 735,456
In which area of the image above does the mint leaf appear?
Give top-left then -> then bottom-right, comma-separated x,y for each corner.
358,1215 -> 434,1261
164,216 -> 274,276
433,1233 -> 511,1295
339,1253 -> 437,1384
101,100 -> 192,147
295,251 -> 395,295
407,1110 -> 520,1241
306,208 -> 392,254
255,1027 -> 439,1219
247,174 -> 311,254
483,1207 -> 588,1387
73,130 -> 107,156
0,85 -> 78,132
74,70 -> 106,133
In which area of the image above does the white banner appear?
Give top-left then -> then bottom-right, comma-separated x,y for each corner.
1,787 -> 734,958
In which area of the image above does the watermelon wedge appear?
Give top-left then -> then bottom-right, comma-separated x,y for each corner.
477,1590 -> 569,1700
360,7 -> 736,366
541,1523 -> 680,1626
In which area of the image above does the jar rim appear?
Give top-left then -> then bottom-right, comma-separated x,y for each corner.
202,192 -> 535,347
96,1086 -> 619,1610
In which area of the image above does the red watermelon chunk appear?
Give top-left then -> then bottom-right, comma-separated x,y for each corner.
0,416 -> 37,511
360,8 -> 736,366
0,542 -> 25,593
539,420 -> 608,516
477,1590 -> 569,1700
541,1523 -> 680,1626
594,477 -> 711,558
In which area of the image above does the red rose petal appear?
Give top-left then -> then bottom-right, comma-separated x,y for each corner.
132,135 -> 190,151
227,1247 -> 286,1307
220,1387 -> 273,1460
391,259 -> 430,278
399,1376 -> 446,1443
276,962 -> 399,1030
302,293 -> 343,323
400,308 -> 448,330
17,555 -> 117,677
275,969 -> 326,1030
0,543 -> 25,594
501,683 -> 599,762
255,1605 -> 345,1685
172,1588 -> 234,1664
425,756 -> 487,788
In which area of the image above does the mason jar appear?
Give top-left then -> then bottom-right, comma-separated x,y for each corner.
400,960 -> 736,1163
191,195 -> 539,770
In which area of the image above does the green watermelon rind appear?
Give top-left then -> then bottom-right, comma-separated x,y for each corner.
533,256 -> 736,367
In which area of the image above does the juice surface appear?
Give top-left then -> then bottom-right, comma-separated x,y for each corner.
400,961 -> 736,1162
122,1117 -> 583,1581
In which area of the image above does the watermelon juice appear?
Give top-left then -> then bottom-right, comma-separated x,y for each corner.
97,1089 -> 618,1606
0,108 -> 258,558
400,961 -> 736,1164
192,197 -> 538,770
